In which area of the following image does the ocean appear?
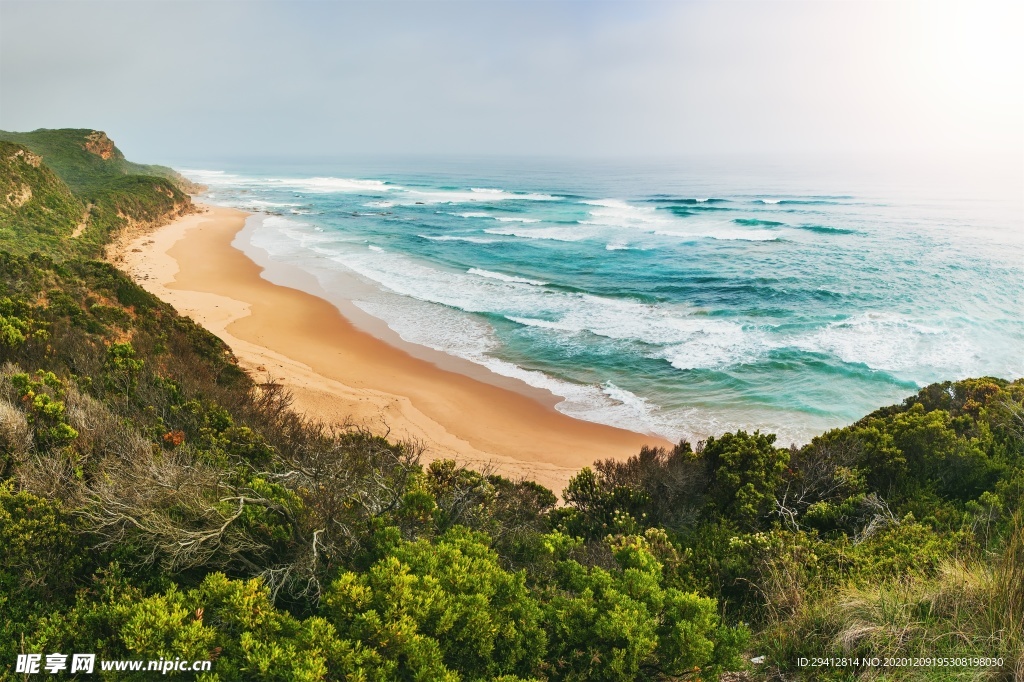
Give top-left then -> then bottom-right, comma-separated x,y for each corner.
181,154 -> 1024,446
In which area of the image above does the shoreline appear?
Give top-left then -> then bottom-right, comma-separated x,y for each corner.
233,214 -> 574,410
110,204 -> 671,493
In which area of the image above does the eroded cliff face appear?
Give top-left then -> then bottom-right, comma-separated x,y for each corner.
4,148 -> 42,207
83,131 -> 124,160
114,193 -> 195,231
5,184 -> 32,208
10,147 -> 43,167
0,141 -> 86,251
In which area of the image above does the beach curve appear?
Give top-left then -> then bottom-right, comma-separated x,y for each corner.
109,204 -> 671,494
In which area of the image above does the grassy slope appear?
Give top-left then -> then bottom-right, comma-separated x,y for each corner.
0,141 -> 85,254
0,128 -> 202,194
0,129 -> 196,258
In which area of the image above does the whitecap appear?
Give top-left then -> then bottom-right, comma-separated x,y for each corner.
236,198 -> 302,210
662,326 -> 775,370
179,169 -> 247,186
467,268 -> 547,285
506,316 -> 565,330
484,226 -> 586,242
792,312 -> 977,375
602,381 -> 657,416
471,187 -> 559,201
580,198 -> 668,230
262,215 -> 312,230
418,234 -> 499,244
397,187 -> 559,205
655,228 -> 780,242
275,177 -> 392,193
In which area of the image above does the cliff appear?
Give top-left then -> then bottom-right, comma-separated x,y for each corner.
0,129 -> 198,258
0,128 -> 204,195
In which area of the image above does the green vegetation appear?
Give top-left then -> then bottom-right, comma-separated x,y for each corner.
0,129 -> 201,196
0,129 -> 197,259
1,130 -> 1022,680
0,141 -> 85,256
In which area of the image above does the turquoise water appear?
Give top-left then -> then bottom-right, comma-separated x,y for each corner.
183,156 -> 1023,444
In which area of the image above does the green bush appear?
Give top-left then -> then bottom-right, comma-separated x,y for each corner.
325,527 -> 546,681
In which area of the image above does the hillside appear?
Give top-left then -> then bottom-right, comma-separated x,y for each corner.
0,133 -> 1021,681
0,128 -> 203,195
0,129 -> 196,259
0,141 -> 85,251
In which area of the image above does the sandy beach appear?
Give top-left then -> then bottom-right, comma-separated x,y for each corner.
110,204 -> 670,493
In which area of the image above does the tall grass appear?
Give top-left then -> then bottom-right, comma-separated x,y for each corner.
991,513 -> 1024,679
756,515 -> 1024,680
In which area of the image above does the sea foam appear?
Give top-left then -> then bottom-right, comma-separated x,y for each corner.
419,234 -> 499,244
467,268 -> 547,285
219,163 -> 1024,445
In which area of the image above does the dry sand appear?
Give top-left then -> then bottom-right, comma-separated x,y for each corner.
110,204 -> 670,493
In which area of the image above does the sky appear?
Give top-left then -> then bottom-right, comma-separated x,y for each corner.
0,0 -> 1021,163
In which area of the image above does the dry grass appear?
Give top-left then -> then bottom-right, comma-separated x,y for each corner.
756,515 -> 1024,681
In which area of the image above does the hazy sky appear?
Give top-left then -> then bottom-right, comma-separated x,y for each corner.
1,0 -> 1021,163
